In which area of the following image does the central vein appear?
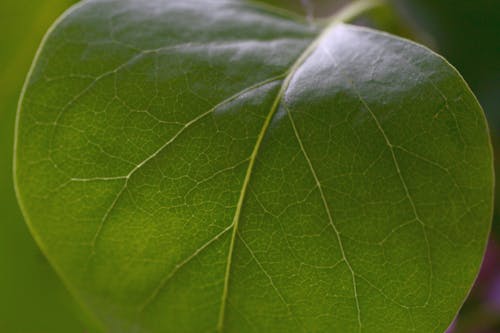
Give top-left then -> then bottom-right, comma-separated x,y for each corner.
215,1 -> 382,331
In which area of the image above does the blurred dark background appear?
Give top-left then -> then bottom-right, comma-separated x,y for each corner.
0,0 -> 498,332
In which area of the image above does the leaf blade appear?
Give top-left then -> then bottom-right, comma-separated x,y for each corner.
15,1 -> 493,332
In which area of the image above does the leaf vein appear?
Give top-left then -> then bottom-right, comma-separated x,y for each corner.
85,74 -> 286,265
285,104 -> 363,332
322,42 -> 434,309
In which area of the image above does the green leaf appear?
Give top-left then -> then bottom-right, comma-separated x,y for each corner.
0,0 -> 99,332
14,0 -> 493,332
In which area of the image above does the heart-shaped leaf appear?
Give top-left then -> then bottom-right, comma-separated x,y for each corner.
14,0 -> 493,332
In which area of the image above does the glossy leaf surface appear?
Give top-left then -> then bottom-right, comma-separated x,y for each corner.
15,0 -> 493,332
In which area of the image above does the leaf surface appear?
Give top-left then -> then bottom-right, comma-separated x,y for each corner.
15,0 -> 493,332
0,0 -> 99,332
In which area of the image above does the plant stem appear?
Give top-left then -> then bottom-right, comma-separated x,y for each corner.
320,0 -> 386,25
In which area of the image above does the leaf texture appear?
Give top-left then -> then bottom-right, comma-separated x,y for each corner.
14,0 -> 493,332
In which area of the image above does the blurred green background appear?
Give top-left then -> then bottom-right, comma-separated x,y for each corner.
1,1 -> 498,332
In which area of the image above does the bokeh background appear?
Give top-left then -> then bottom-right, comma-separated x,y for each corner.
1,0 -> 498,332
